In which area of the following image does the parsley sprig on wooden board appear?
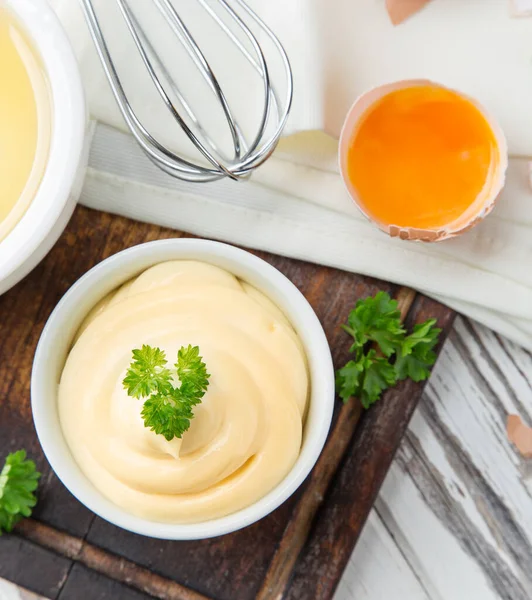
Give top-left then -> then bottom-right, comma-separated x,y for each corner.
336,292 -> 441,408
123,344 -> 210,441
0,450 -> 41,535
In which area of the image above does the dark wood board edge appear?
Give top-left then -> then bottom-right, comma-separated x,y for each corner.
14,519 -> 209,600
283,295 -> 456,600
58,563 -> 161,600
0,533 -> 72,599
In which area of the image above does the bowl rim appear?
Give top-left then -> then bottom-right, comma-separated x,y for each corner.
0,0 -> 86,282
31,239 -> 335,539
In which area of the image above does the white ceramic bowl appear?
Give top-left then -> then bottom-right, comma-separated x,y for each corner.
32,239 -> 335,539
0,0 -> 86,294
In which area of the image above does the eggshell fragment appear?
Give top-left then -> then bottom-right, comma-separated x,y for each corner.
385,0 -> 432,25
507,414 -> 532,458
338,79 -> 508,242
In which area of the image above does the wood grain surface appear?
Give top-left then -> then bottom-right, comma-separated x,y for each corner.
335,316 -> 532,600
0,206 -> 455,600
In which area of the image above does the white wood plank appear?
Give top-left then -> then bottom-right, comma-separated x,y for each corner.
375,459 -> 501,600
338,316 -> 532,600
334,510 -> 430,600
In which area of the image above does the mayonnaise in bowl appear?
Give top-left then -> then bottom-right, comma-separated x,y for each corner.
32,240 -> 334,538
59,260 -> 309,523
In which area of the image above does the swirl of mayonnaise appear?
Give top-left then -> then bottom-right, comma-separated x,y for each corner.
58,261 -> 309,523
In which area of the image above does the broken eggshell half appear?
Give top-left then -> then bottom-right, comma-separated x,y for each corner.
338,79 -> 508,242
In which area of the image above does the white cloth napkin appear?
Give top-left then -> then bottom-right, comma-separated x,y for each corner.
51,0 -> 532,350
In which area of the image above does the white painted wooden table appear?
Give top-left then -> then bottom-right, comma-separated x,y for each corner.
2,316 -> 531,600
336,316 -> 532,600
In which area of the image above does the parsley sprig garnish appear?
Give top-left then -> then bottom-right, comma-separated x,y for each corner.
123,344 -> 210,441
0,450 -> 41,535
336,292 -> 441,408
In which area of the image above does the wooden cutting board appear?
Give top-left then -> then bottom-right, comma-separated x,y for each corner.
0,206 -> 455,600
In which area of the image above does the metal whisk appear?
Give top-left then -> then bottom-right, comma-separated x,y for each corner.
79,0 -> 293,182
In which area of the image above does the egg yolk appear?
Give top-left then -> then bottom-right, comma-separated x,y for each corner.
347,85 -> 497,231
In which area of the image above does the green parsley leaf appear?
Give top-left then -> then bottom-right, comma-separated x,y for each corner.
342,291 -> 405,357
335,359 -> 364,403
360,350 -> 398,408
336,293 -> 441,408
335,349 -> 398,408
122,345 -> 172,399
395,319 -> 441,382
123,344 -> 210,441
0,450 -> 41,535
175,344 -> 210,402
140,391 -> 194,441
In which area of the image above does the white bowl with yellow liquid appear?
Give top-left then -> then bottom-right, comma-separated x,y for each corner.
0,0 -> 86,294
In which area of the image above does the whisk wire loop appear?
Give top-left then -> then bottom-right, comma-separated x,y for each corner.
79,0 -> 293,182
